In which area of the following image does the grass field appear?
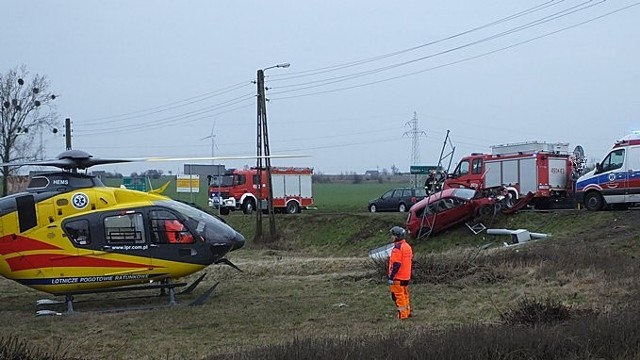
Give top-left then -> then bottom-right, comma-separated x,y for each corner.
312,182 -> 397,212
103,176 -> 411,212
1,178 -> 639,359
1,209 -> 639,359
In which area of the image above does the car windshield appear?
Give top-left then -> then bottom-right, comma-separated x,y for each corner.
451,188 -> 476,200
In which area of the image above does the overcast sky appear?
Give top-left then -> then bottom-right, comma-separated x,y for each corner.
2,1 -> 639,175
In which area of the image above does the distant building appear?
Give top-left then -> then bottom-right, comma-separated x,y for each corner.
184,164 -> 226,177
184,164 -> 226,186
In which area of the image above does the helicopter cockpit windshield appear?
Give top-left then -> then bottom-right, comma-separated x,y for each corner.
156,200 -> 245,251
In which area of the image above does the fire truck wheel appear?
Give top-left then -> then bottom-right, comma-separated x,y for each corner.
286,201 -> 300,214
584,192 -> 604,211
220,207 -> 230,215
242,199 -> 255,215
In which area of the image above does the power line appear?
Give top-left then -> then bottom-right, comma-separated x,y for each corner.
269,1 -> 637,101
268,0 -> 565,82
70,1 -> 639,144
268,0 -> 606,98
82,80 -> 253,124
80,0 -> 586,132
75,93 -> 255,136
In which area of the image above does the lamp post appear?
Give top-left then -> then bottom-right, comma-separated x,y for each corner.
255,62 -> 290,242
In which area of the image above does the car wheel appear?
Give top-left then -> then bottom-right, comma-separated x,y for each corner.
477,204 -> 494,217
584,192 -> 604,211
398,203 -> 407,212
369,204 -> 377,213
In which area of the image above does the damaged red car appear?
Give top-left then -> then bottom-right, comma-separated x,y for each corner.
405,188 -> 496,239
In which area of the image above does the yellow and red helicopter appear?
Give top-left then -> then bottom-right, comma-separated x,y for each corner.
0,149 -> 254,314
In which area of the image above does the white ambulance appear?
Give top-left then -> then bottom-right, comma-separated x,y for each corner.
576,132 -> 640,210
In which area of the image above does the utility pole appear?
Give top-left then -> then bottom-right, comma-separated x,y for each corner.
255,69 -> 278,241
65,118 -> 72,150
255,70 -> 265,242
255,64 -> 289,242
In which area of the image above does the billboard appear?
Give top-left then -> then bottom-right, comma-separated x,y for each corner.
176,175 -> 200,193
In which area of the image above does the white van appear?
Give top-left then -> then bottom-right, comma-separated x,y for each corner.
576,133 -> 640,210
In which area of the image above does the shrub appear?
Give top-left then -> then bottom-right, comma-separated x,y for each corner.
499,296 -> 572,326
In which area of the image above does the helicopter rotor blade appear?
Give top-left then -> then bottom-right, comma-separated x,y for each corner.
0,151 -> 309,171
135,154 -> 309,163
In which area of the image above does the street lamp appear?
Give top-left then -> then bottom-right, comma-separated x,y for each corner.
264,63 -> 291,71
255,62 -> 290,242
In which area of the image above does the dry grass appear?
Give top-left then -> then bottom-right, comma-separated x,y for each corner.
0,210 -> 638,359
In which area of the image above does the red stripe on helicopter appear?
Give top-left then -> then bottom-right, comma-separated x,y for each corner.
0,235 -> 62,255
5,254 -> 155,272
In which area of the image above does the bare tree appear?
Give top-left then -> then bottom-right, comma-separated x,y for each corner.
1,66 -> 59,195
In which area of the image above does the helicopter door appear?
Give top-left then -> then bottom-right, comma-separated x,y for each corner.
102,211 -> 152,268
148,209 -> 196,267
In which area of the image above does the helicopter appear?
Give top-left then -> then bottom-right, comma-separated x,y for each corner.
0,149 -> 285,314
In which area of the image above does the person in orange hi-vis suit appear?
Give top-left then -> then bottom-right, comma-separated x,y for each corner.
387,226 -> 413,319
165,219 -> 194,244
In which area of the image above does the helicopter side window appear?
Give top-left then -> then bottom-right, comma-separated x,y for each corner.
64,219 -> 91,245
149,210 -> 195,244
104,213 -> 145,244
68,177 -> 95,188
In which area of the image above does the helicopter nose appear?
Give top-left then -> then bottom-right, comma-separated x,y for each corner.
232,231 -> 245,251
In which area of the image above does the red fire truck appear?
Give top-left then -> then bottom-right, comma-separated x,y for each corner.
443,141 -> 574,209
208,167 -> 314,215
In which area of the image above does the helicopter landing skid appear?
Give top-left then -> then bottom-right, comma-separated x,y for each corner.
35,276 -> 217,316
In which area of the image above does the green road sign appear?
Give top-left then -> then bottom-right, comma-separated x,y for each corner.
122,177 -> 147,191
410,165 -> 442,174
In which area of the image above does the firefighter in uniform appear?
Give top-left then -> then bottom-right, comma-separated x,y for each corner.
387,226 -> 413,319
424,170 -> 437,195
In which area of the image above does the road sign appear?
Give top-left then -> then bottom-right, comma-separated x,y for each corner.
122,177 -> 147,191
410,165 -> 441,174
177,175 -> 200,193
